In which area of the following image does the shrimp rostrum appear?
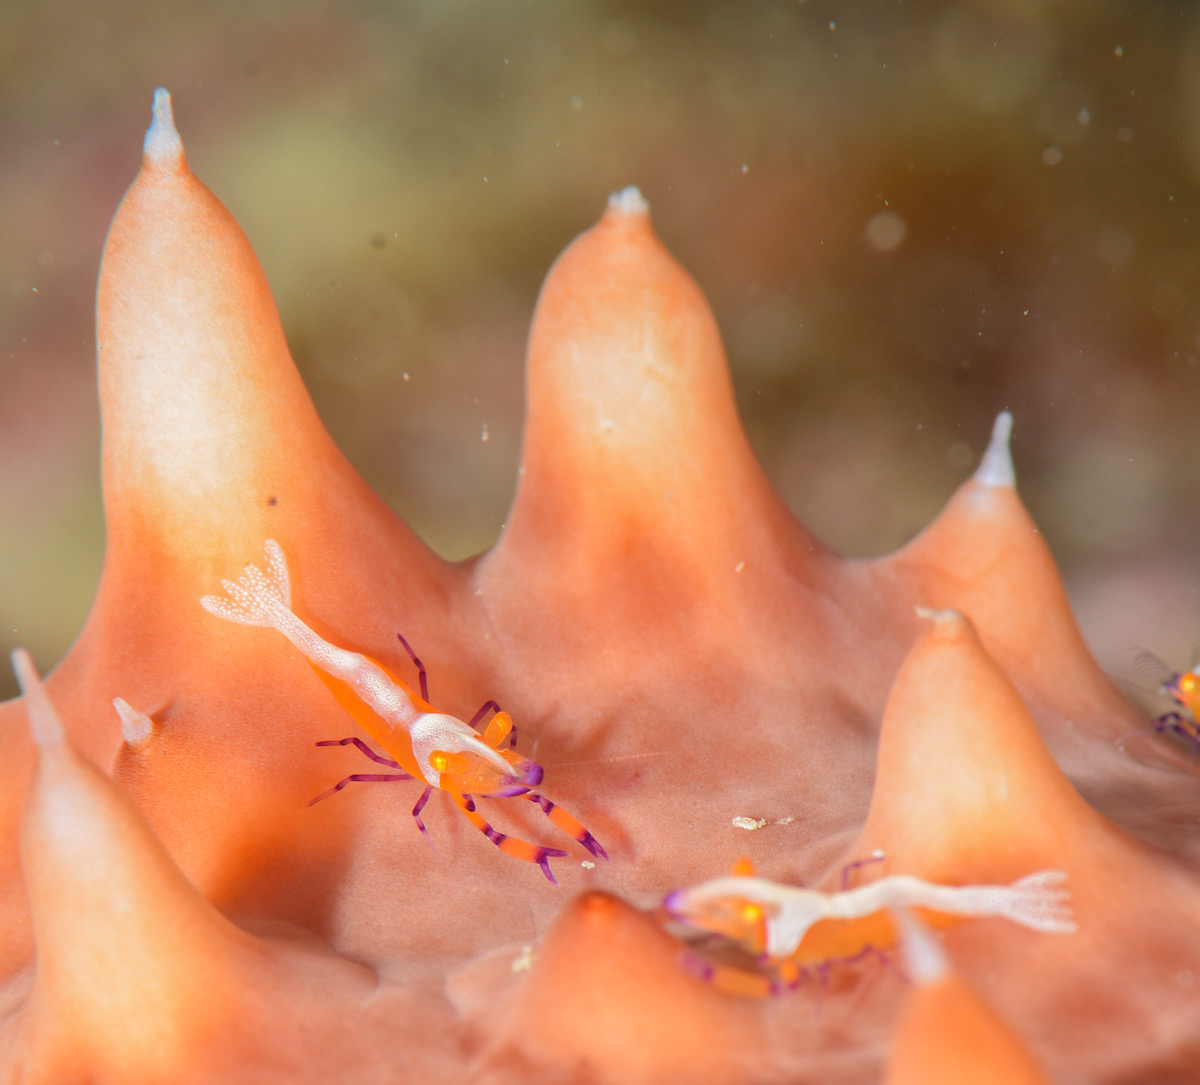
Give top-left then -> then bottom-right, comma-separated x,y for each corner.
660,859 -> 1076,997
201,539 -> 606,882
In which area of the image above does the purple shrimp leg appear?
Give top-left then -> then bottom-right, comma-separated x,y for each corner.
316,736 -> 402,768
308,772 -> 411,806
1145,711 -> 1200,761
522,792 -> 608,860
396,631 -> 429,703
840,850 -> 886,890
411,785 -> 434,835
451,792 -> 568,883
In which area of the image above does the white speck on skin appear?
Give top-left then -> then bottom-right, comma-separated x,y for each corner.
732,816 -> 767,831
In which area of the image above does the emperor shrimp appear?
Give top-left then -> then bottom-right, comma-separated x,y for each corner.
660,858 -> 1076,997
201,539 -> 606,882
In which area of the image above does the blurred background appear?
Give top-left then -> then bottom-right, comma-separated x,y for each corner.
2,0 -> 1200,701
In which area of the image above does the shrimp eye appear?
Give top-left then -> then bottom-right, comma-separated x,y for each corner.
1183,674 -> 1197,693
430,752 -> 448,773
738,902 -> 763,924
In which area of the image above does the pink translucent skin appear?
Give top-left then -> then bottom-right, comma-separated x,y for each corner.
0,91 -> 1199,1082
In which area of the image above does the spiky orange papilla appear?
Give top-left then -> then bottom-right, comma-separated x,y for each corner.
1,89 -> 1200,1081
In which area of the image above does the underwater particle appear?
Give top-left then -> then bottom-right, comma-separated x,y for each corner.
865,211 -> 907,252
732,816 -> 767,831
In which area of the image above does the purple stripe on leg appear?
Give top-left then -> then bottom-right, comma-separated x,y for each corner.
396,631 -> 429,703
411,785 -> 433,834
535,846 -> 569,884
308,772 -> 409,806
579,832 -> 609,861
316,736 -> 403,769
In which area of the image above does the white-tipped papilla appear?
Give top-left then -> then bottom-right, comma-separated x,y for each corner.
12,649 -> 64,748
974,410 -> 1016,488
113,698 -> 154,749
143,87 -> 184,163
607,185 -> 650,216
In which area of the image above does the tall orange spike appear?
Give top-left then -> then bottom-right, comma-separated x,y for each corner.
14,647 -> 257,1077
851,606 -> 1111,881
480,187 -> 827,681
51,87 -> 452,773
12,649 -> 438,1081
484,891 -> 764,1083
98,89 -> 393,572
843,608 -> 1200,1079
882,413 -> 1135,733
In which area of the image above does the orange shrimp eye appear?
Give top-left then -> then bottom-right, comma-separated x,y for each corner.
1183,674 -> 1197,694
429,752 -> 449,773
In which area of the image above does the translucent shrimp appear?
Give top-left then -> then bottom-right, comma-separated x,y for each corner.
660,859 -> 1075,997
201,539 -> 606,882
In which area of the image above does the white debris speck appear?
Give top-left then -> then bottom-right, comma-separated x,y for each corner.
581,860 -> 595,870
481,423 -> 489,442
774,816 -> 797,826
732,816 -> 767,831
512,945 -> 535,973
734,561 -> 746,573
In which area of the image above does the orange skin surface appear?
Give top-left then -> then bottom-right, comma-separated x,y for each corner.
1,93 -> 1200,1082
886,971 -> 1052,1085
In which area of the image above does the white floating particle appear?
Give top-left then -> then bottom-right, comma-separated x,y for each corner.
732,816 -> 767,831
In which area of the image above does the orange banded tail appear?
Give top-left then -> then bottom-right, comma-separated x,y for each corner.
523,792 -> 608,860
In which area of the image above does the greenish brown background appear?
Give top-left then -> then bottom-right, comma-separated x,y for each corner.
3,1 -> 1200,702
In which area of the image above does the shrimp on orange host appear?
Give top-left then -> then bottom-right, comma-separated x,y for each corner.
201,539 -> 606,882
659,859 -> 1076,997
